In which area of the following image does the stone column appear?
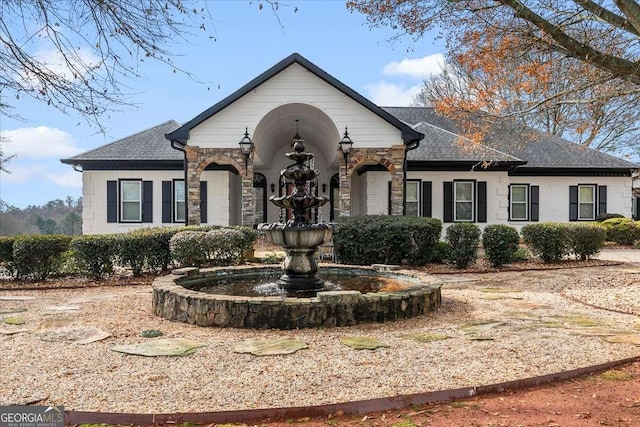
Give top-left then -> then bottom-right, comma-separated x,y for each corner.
185,146 -> 201,226
390,145 -> 406,216
241,171 -> 255,226
338,159 -> 351,217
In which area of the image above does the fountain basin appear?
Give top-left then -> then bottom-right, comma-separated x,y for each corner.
258,222 -> 332,248
152,264 -> 442,329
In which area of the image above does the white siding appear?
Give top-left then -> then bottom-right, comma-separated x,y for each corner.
188,64 -> 403,149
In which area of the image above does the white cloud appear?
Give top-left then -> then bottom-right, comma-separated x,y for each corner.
34,48 -> 101,81
364,81 -> 423,106
0,163 -> 46,184
46,169 -> 83,188
1,126 -> 82,158
383,54 -> 446,79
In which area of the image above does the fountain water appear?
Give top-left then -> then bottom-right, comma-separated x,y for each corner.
257,130 -> 332,295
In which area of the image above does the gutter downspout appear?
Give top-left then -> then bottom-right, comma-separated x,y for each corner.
170,139 -> 188,226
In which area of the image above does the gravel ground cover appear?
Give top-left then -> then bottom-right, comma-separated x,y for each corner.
1,264 -> 640,414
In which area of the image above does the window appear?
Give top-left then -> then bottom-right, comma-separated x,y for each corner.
120,180 -> 141,222
578,185 -> 596,220
174,180 -> 186,222
510,185 -> 528,221
405,180 -> 420,216
454,181 -> 474,222
253,173 -> 267,224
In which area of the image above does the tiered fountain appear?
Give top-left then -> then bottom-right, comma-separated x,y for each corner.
152,128 -> 442,329
257,131 -> 332,295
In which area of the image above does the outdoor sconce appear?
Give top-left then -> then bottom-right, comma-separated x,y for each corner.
338,126 -> 353,175
270,183 -> 276,193
238,127 -> 255,176
322,183 -> 327,193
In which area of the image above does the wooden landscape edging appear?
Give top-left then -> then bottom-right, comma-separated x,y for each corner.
65,355 -> 640,426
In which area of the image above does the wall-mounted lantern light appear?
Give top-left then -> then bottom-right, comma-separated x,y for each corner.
338,126 -> 353,175
322,183 -> 327,193
270,183 -> 276,193
239,127 -> 255,176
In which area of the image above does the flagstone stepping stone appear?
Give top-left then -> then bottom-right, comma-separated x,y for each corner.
479,294 -> 523,300
36,326 -> 111,345
110,338 -> 205,356
437,276 -> 479,283
42,305 -> 81,314
553,315 -> 609,328
479,288 -> 522,293
0,296 -> 35,301
233,339 -> 308,356
402,332 -> 450,342
0,308 -> 27,318
503,311 -> 539,320
567,328 -> 631,337
529,322 -> 564,329
466,335 -> 495,341
603,335 -> 640,346
507,301 -> 550,309
3,316 -> 25,325
339,336 -> 389,350
140,329 -> 163,338
459,320 -> 506,335
0,327 -> 30,335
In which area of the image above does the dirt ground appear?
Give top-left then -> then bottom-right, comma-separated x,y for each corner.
262,362 -> 640,427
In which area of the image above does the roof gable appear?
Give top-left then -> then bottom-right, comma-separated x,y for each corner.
166,53 -> 423,146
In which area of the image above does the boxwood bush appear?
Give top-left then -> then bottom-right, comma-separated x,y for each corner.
70,234 -> 116,279
169,227 -> 257,267
12,235 -> 72,280
600,218 -> 640,245
332,215 -> 442,266
521,223 -> 570,263
0,236 -> 15,276
568,223 -> 606,260
482,224 -> 520,267
445,222 -> 481,269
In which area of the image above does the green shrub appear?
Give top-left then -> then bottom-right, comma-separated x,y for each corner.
482,225 -> 520,267
568,223 -> 606,260
207,227 -> 253,266
70,234 -> 116,279
12,235 -> 72,280
596,213 -> 625,222
114,233 -> 152,276
511,246 -> 530,262
601,218 -> 640,245
332,216 -> 442,266
0,237 -> 15,276
430,241 -> 452,264
445,223 -> 481,269
169,231 -> 211,267
521,223 -> 570,263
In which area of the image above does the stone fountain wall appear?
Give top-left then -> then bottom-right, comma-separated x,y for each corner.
152,265 -> 442,330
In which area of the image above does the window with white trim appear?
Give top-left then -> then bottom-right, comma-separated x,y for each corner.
174,180 -> 186,222
405,180 -> 420,216
120,180 -> 142,222
579,185 -> 596,220
509,184 -> 528,221
454,181 -> 474,222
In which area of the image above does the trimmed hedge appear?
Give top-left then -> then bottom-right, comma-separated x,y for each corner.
446,222 -> 481,269
600,218 -> 640,245
12,235 -> 72,280
482,224 -> 520,267
170,227 -> 258,268
70,234 -> 116,279
0,237 -> 15,275
521,223 -> 570,263
568,223 -> 606,260
333,215 -> 442,266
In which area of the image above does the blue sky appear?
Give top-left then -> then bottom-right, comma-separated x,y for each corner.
0,1 -> 444,209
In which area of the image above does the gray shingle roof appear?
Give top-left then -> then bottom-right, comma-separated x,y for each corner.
385,107 -> 638,169
408,122 -> 522,163
60,120 -> 182,164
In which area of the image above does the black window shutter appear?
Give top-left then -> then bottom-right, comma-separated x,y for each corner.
107,181 -> 117,223
162,181 -> 172,223
200,181 -> 208,223
422,181 -> 432,217
530,185 -> 540,222
443,182 -> 453,223
598,185 -> 607,216
142,181 -> 153,223
569,185 -> 578,221
477,181 -> 487,223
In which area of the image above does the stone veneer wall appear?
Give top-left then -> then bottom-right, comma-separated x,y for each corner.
152,265 -> 441,330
